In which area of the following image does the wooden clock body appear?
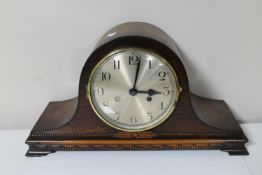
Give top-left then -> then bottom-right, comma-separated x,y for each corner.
25,22 -> 248,156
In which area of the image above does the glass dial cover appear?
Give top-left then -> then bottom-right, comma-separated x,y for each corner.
87,48 -> 180,131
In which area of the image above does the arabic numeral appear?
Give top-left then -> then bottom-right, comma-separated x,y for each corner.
101,72 -> 111,81
96,88 -> 104,96
114,60 -> 120,70
149,60 -> 152,69
146,112 -> 153,120
129,55 -> 141,65
130,115 -> 137,123
116,112 -> 120,120
158,71 -> 168,81
160,102 -> 164,110
162,87 -> 171,96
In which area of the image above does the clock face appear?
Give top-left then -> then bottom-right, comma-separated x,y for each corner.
87,48 -> 180,131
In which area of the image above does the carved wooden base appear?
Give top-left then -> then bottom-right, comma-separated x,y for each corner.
26,138 -> 248,157
25,94 -> 248,157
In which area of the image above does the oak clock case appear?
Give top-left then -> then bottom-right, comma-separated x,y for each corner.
25,22 -> 249,157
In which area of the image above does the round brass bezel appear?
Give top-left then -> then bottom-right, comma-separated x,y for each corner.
86,48 -> 182,132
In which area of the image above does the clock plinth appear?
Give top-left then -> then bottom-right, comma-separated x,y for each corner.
25,22 -> 248,156
25,94 -> 248,157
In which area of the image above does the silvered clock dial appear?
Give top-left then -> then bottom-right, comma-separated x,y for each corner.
87,48 -> 181,131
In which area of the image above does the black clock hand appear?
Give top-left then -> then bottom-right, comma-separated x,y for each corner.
129,58 -> 141,96
133,58 -> 141,89
136,89 -> 161,96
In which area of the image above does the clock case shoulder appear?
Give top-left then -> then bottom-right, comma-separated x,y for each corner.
25,22 -> 248,157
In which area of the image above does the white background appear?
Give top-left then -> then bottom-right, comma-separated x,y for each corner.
0,0 -> 261,129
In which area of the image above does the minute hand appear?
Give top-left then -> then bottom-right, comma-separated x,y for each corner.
136,89 -> 161,96
132,58 -> 141,89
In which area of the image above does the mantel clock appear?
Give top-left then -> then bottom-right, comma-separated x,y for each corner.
25,22 -> 248,156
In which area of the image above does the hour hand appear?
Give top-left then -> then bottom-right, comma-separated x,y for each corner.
137,89 -> 161,96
